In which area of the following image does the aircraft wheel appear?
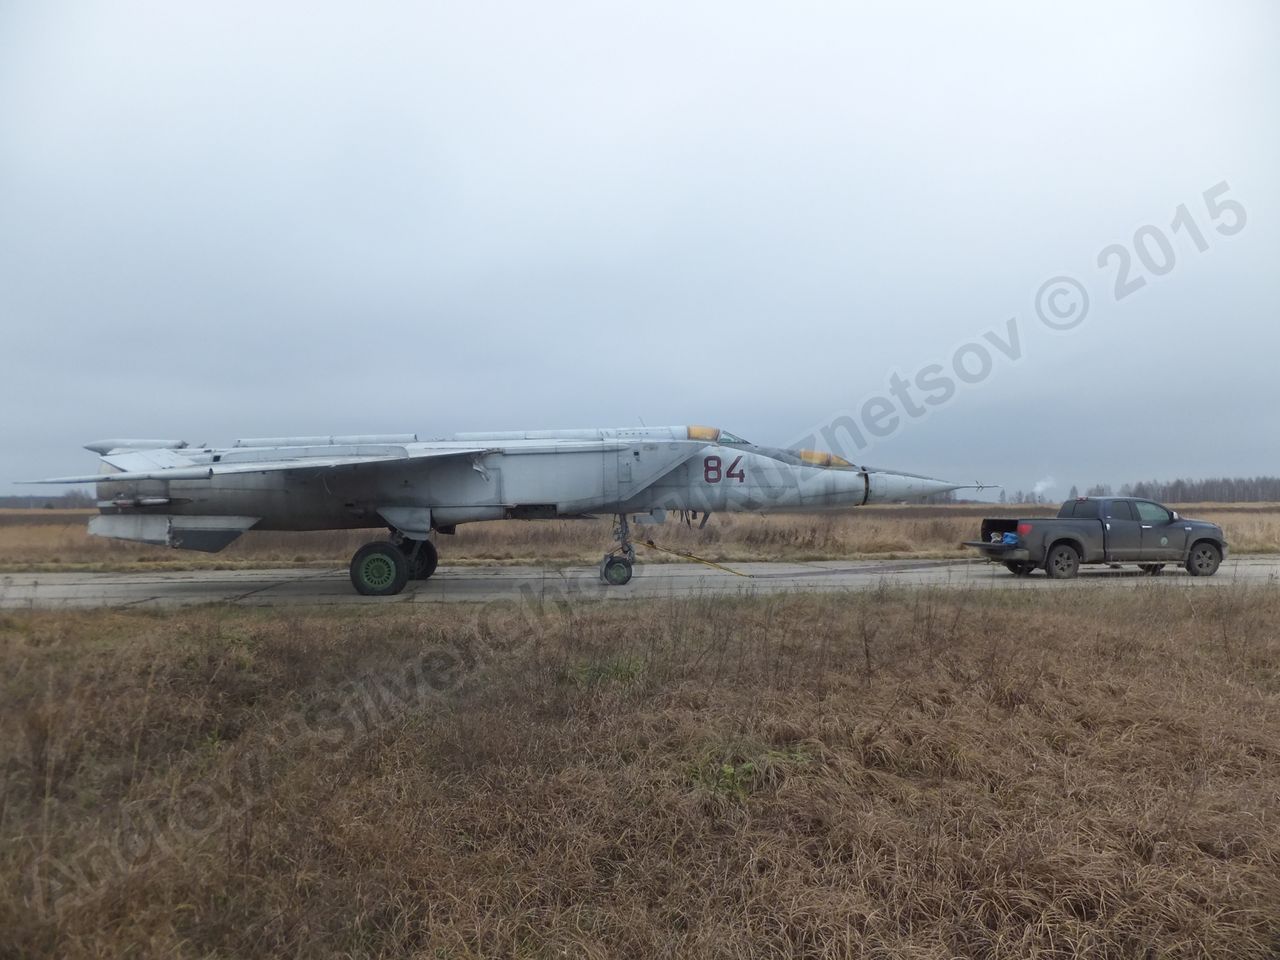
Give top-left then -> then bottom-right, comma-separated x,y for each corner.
409,540 -> 439,580
601,556 -> 633,586
350,542 -> 409,596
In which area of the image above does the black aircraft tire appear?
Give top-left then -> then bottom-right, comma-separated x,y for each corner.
602,557 -> 633,586
410,540 -> 439,580
350,542 -> 410,596
1044,543 -> 1080,580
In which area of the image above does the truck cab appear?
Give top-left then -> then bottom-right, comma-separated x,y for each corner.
1059,497 -> 1197,562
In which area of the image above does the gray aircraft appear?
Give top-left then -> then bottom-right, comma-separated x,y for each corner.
30,425 -> 982,595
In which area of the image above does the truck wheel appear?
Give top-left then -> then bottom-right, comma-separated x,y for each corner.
1045,543 -> 1080,580
1186,542 -> 1222,577
350,542 -> 410,596
1004,561 -> 1036,576
1138,564 -> 1165,576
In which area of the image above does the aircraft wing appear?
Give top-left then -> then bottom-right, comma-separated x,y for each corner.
25,446 -> 493,484
23,437 -> 656,485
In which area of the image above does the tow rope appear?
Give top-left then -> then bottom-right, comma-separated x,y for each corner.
636,538 -> 755,578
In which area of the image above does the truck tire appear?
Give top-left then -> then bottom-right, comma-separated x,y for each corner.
1186,541 -> 1222,577
1045,543 -> 1080,580
1004,561 -> 1036,576
1138,564 -> 1165,576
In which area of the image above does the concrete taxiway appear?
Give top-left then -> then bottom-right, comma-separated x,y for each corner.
1,555 -> 1277,609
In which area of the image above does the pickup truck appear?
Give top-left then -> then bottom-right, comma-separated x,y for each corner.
964,497 -> 1228,579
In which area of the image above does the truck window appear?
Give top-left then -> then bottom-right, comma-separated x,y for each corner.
1073,500 -> 1099,519
1135,501 -> 1171,524
1105,500 -> 1136,521
1058,501 -> 1076,518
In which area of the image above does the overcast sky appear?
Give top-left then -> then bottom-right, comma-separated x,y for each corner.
2,1 -> 1277,499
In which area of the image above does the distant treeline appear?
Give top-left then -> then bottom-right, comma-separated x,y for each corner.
1005,477 -> 1280,504
0,492 -> 95,509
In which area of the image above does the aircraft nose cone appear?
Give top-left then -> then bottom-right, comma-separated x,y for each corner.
867,472 -> 971,502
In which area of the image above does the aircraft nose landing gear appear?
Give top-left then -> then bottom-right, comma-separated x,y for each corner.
601,555 -> 633,585
600,513 -> 635,585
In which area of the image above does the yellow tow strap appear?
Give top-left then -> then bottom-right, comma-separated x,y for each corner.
636,539 -> 755,578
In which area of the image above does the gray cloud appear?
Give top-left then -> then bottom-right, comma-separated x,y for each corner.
2,1 -> 1277,498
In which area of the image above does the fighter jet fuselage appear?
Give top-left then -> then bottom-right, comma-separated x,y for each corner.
32,425 -> 979,593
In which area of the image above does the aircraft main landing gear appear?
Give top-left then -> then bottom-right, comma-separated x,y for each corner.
600,513 -> 635,585
350,541 -> 410,596
350,534 -> 439,596
403,538 -> 439,580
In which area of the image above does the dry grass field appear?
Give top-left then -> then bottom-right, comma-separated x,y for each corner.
2,586 -> 1279,958
2,503 -> 1278,571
